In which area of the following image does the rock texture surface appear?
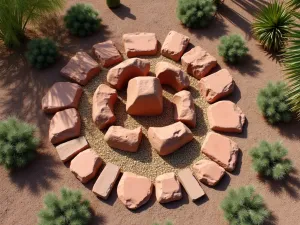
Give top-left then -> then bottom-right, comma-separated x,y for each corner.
148,122 -> 193,156
126,77 -> 163,116
117,172 -> 153,209
107,58 -> 150,90
61,52 -> 100,85
93,40 -> 123,67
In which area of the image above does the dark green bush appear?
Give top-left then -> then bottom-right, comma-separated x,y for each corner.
38,188 -> 91,225
64,3 -> 101,37
250,141 -> 293,180
257,82 -> 292,124
177,0 -> 216,28
0,117 -> 40,169
26,38 -> 58,69
218,34 -> 248,64
221,186 -> 269,225
107,0 -> 121,8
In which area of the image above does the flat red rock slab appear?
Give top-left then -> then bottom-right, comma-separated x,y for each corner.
42,82 -> 83,113
93,40 -> 123,67
49,108 -> 81,145
107,58 -> 150,90
207,100 -> 246,133
123,32 -> 158,57
181,46 -> 217,79
70,149 -> 102,183
55,136 -> 89,162
161,31 -> 190,61
61,52 -> 101,86
201,132 -> 239,172
117,172 -> 153,210
92,162 -> 121,199
177,168 -> 205,201
199,69 -> 234,103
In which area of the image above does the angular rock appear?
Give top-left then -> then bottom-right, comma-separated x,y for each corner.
126,77 -> 163,116
92,162 -> 121,199
117,172 -> 153,209
93,40 -> 123,67
155,61 -> 190,91
123,32 -> 158,57
207,101 -> 246,133
199,69 -> 234,103
55,136 -> 89,162
201,132 -> 239,171
42,82 -> 83,113
70,149 -> 102,183
107,58 -> 150,90
172,90 -> 196,128
104,126 -> 143,152
177,168 -> 205,201
181,46 -> 217,79
161,31 -> 190,61
92,84 -> 118,130
61,52 -> 101,85
49,108 -> 81,145
192,159 -> 225,186
155,172 -> 182,203
148,122 -> 193,156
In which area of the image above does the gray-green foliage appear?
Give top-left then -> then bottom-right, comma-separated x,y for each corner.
153,221 -> 173,225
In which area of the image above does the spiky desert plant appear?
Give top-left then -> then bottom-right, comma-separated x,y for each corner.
249,141 -> 293,180
38,188 -> 91,225
257,82 -> 292,124
221,186 -> 269,225
0,117 -> 40,169
218,34 -> 248,63
252,1 -> 294,52
0,0 -> 65,48
64,3 -> 101,37
177,0 -> 216,28
107,0 -> 121,8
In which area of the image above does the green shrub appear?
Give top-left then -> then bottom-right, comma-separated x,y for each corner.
257,82 -> 292,124
218,34 -> 248,64
250,141 -> 293,180
0,117 -> 40,169
38,188 -> 91,225
153,221 -> 173,225
64,3 -> 101,37
25,38 -> 58,69
107,0 -> 121,8
221,186 -> 269,225
177,0 -> 216,28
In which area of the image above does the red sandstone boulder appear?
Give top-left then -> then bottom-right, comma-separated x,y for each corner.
123,32 -> 158,57
155,61 -> 190,91
92,84 -> 118,130
93,40 -> 123,67
61,52 -> 101,85
161,31 -> 190,61
126,77 -> 163,116
107,58 -> 150,90
117,172 -> 153,209
148,122 -> 193,156
201,132 -> 239,172
181,46 -> 217,79
207,101 -> 246,133
42,82 -> 83,113
172,90 -> 196,128
49,108 -> 81,145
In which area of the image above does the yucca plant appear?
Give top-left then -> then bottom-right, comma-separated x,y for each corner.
0,0 -> 65,48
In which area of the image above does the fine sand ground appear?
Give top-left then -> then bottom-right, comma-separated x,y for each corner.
0,0 -> 299,225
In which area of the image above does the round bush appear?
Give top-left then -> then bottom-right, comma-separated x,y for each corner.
107,0 -> 121,8
38,188 -> 91,225
250,141 -> 293,180
64,3 -> 101,37
177,0 -> 216,28
26,38 -> 58,69
257,82 -> 292,124
0,117 -> 40,169
221,186 -> 269,225
218,34 -> 248,64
